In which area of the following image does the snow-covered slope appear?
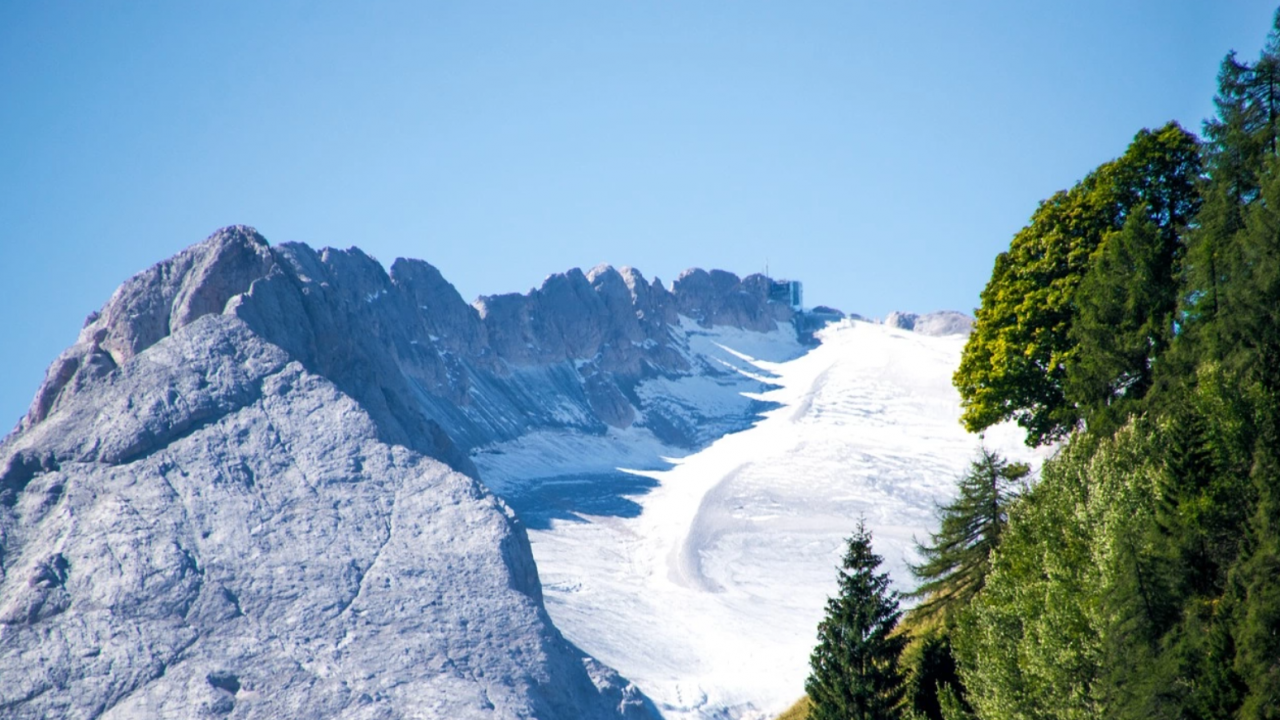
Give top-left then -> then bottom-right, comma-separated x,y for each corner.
478,320 -> 1044,720
3,225 -> 1010,719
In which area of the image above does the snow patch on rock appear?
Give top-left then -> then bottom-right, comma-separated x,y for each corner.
883,310 -> 974,337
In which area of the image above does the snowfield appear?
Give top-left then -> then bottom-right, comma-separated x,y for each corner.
476,319 -> 1045,720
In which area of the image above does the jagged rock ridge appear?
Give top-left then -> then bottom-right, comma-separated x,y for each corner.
20,228 -> 799,467
0,226 -> 809,719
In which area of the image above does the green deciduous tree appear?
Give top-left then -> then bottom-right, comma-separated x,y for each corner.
951,438 -> 1113,720
806,521 -> 907,720
955,123 -> 1200,445
936,10 -> 1280,720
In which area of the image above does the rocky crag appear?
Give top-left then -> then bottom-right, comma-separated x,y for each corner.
18,226 -> 804,468
0,226 -> 812,719
0,226 -> 972,718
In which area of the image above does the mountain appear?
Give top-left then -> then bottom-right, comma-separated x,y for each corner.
474,319 -> 1042,719
0,225 -> 993,719
0,227 -> 680,719
0,226 -> 860,719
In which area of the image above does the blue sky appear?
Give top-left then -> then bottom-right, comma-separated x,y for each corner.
1,2 -> 1276,429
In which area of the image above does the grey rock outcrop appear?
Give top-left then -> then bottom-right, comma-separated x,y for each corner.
0,225 -> 811,719
23,227 -> 797,475
0,313 -> 651,719
883,310 -> 974,337
671,269 -> 792,332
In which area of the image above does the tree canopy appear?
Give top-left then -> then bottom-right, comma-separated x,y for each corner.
806,522 -> 907,720
803,11 -> 1280,720
954,123 -> 1201,445
936,9 -> 1280,720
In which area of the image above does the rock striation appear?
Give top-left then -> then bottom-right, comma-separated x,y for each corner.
0,226 -> 806,719
1,316 -> 649,719
20,228 -> 797,474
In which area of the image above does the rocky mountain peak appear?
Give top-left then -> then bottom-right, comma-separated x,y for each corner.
23,226 -> 274,432
0,226 -> 831,718
20,227 -> 817,466
1,227 -> 676,719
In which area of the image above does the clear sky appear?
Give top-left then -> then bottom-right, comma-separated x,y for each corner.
1,2 -> 1276,430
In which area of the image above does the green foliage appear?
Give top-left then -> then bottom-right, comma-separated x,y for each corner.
953,182 -> 1099,444
893,11 -> 1280,720
908,449 -> 1029,624
900,450 -> 1027,720
806,522 -> 907,720
947,374 -> 1265,720
1183,12 -> 1280,354
955,123 -> 1200,445
951,437 -> 1116,720
1203,156 -> 1280,396
899,630 -> 971,720
1067,211 -> 1174,435
1232,398 -> 1280,717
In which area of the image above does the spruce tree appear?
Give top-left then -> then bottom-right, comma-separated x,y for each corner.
900,633 -> 970,720
806,521 -> 907,720
1066,124 -> 1201,434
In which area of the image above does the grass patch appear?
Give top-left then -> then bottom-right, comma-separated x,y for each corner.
776,696 -> 810,720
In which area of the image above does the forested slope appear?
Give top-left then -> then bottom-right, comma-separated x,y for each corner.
802,10 -> 1280,720
926,11 -> 1280,720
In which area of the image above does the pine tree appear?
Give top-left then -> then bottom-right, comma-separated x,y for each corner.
1183,11 -> 1280,360
907,448 -> 1029,623
806,521 -> 907,720
1066,212 -> 1166,434
1066,125 -> 1202,435
897,449 -> 1026,720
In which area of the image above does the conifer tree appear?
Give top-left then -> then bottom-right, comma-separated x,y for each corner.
1066,211 -> 1168,434
907,448 -> 1029,623
806,521 -> 907,720
900,633 -> 970,720
897,449 -> 1027,720
1183,12 -> 1280,358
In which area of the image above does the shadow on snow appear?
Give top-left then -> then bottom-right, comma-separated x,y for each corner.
504,471 -> 665,531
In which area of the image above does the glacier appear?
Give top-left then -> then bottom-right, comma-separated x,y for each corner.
0,225 -> 1037,719
477,320 -> 1044,720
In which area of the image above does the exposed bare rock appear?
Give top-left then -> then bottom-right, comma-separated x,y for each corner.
671,269 -> 793,332
23,226 -> 272,430
18,227 -> 799,461
0,314 -> 653,719
884,310 -> 974,337
0,225 -> 816,719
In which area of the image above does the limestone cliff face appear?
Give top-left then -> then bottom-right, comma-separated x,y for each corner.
0,226 -> 801,719
24,226 -> 797,470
